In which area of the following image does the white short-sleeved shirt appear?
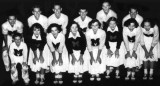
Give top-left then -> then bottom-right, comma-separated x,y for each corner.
96,9 -> 117,23
48,13 -> 68,28
28,15 -> 48,30
74,16 -> 92,29
2,20 -> 23,35
122,14 -> 143,27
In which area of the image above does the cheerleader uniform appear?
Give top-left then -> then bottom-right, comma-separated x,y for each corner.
9,42 -> 29,84
86,29 -> 106,80
140,25 -> 160,80
123,26 -> 141,80
105,26 -> 125,78
43,32 -> 68,84
48,13 -> 68,35
66,31 -> 87,83
2,20 -> 23,71
27,33 -> 47,84
74,16 -> 92,33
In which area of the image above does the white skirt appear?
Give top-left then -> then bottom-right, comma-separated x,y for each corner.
88,46 -> 106,75
28,48 -> 48,72
105,42 -> 125,67
68,49 -> 89,74
43,44 -> 69,74
139,36 -> 160,62
124,42 -> 141,68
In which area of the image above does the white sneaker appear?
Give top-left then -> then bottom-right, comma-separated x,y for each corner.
34,79 -> 39,85
73,79 -> 77,83
131,77 -> 135,81
143,75 -> 147,80
125,77 -> 129,80
53,80 -> 58,84
115,75 -> 120,79
96,77 -> 101,81
78,80 -> 82,83
105,75 -> 110,79
59,80 -> 63,84
149,76 -> 153,80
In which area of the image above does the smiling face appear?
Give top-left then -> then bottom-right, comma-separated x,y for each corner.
33,27 -> 40,38
102,2 -> 111,14
144,21 -> 151,31
8,15 -> 16,26
128,22 -> 136,32
70,23 -> 78,34
51,26 -> 59,37
109,20 -> 116,30
32,7 -> 41,20
129,8 -> 138,19
14,36 -> 22,47
79,9 -> 87,20
91,21 -> 99,33
53,5 -> 62,18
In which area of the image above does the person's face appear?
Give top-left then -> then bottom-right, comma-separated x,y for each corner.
144,21 -> 151,31
109,20 -> 116,30
128,22 -> 136,31
102,2 -> 111,13
71,24 -> 78,34
53,5 -> 62,17
14,36 -> 21,46
91,22 -> 99,33
8,15 -> 16,26
32,7 -> 41,20
129,8 -> 138,19
51,27 -> 59,37
33,27 -> 40,37
79,9 -> 87,19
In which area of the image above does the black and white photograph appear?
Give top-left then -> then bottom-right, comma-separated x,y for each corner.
0,0 -> 160,86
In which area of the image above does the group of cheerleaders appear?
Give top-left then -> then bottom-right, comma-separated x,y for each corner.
2,1 -> 160,85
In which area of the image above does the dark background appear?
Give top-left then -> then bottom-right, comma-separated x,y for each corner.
0,0 -> 160,85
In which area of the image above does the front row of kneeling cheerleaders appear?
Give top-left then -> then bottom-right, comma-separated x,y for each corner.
9,17 -> 160,85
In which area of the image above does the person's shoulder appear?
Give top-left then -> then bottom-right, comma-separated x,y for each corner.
110,9 -> 116,14
48,14 -> 55,19
61,13 -> 68,18
123,14 -> 130,20
97,10 -> 103,15
86,29 -> 92,35
28,15 -> 34,20
41,14 -> 48,19
2,21 -> 8,27
74,16 -> 80,21
16,20 -> 23,25
86,16 -> 92,21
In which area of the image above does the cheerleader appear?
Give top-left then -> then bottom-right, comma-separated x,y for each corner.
66,22 -> 87,83
28,5 -> 48,32
74,8 -> 92,33
45,23 -> 68,84
9,33 -> 29,85
2,14 -> 23,71
48,4 -> 68,35
96,1 -> 117,26
140,19 -> 160,80
104,17 -> 124,79
27,23 -> 47,85
86,19 -> 106,81
123,18 -> 141,80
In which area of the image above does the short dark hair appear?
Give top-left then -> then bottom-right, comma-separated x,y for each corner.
124,18 -> 139,28
30,23 -> 45,36
106,17 -> 117,26
47,23 -> 62,33
88,19 -> 101,29
68,21 -> 81,32
13,32 -> 22,39
141,18 -> 155,28
32,5 -> 41,11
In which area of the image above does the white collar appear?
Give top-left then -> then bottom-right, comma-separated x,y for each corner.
68,32 -> 81,39
32,34 -> 42,40
107,26 -> 118,32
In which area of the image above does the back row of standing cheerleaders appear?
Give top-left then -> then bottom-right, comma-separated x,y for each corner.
2,1 -> 160,85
